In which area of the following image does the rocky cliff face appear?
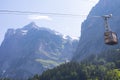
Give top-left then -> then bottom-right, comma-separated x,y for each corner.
0,22 -> 78,79
73,0 -> 120,61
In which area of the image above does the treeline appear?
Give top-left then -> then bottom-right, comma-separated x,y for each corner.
0,78 -> 10,80
29,49 -> 120,80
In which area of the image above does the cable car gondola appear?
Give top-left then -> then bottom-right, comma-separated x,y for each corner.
104,31 -> 118,45
103,14 -> 118,45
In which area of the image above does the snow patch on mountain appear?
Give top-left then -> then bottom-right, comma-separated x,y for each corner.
21,30 -> 28,35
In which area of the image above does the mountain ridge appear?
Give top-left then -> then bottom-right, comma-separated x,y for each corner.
0,22 -> 78,79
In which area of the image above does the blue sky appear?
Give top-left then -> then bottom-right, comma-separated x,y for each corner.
0,0 -> 99,44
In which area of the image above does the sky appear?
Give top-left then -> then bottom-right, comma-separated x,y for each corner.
0,0 -> 99,44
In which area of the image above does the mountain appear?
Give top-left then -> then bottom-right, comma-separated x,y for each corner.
73,0 -> 120,61
0,22 -> 78,80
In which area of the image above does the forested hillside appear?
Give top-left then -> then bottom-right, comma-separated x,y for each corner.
28,49 -> 120,80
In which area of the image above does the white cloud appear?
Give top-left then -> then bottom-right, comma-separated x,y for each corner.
28,15 -> 52,21
89,0 -> 99,3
